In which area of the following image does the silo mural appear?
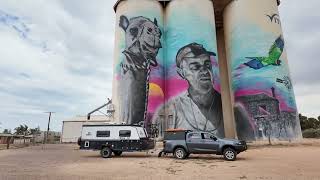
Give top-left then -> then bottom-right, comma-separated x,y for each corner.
152,0 -> 224,137
223,0 -> 302,140
112,0 -> 165,126
112,0 -> 302,141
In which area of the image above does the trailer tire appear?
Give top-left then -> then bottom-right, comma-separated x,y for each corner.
113,151 -> 122,156
101,147 -> 112,158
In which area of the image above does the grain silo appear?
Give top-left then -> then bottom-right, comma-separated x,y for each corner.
111,0 -> 302,141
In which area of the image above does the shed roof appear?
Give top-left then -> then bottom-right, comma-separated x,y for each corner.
63,115 -> 112,123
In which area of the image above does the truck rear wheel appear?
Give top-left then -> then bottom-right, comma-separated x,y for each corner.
223,147 -> 237,161
101,147 -> 112,158
174,148 -> 187,159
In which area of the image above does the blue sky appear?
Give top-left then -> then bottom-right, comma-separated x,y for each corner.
0,0 -> 319,132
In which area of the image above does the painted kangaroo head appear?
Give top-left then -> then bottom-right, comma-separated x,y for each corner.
119,15 -> 162,66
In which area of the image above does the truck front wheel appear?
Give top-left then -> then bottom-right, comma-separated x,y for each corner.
174,148 -> 187,159
101,147 -> 112,158
223,147 -> 237,161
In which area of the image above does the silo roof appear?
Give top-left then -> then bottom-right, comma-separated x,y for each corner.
113,0 -> 281,28
113,0 -> 280,13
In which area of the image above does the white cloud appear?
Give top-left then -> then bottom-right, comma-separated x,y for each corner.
279,0 -> 320,118
0,0 -> 117,132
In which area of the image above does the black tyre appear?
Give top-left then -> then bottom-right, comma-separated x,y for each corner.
158,151 -> 163,157
174,148 -> 187,159
113,151 -> 122,156
223,147 -> 237,161
101,147 -> 112,158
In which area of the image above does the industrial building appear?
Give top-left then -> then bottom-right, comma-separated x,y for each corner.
61,115 -> 113,143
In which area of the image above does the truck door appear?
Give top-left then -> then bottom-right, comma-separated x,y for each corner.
186,132 -> 206,153
200,133 -> 219,153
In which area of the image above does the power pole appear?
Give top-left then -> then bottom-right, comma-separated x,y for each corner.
44,112 -> 55,144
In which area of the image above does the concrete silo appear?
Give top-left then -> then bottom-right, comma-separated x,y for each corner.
112,0 -> 164,128
223,0 -> 302,140
161,0 -> 224,137
111,0 -> 302,141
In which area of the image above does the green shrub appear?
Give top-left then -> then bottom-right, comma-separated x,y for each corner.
302,128 -> 320,138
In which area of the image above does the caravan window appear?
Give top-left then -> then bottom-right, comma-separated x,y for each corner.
96,131 -> 110,137
119,130 -> 131,137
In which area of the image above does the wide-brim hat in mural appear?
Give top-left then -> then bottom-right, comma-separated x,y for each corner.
176,43 -> 216,67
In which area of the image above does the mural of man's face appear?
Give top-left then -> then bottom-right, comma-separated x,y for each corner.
179,54 -> 213,93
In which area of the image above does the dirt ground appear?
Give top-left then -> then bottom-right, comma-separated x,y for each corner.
0,140 -> 320,180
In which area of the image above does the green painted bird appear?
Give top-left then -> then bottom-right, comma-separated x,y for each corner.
244,35 -> 284,70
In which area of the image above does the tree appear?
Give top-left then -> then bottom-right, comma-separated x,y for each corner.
14,124 -> 29,135
2,129 -> 11,134
29,126 -> 41,135
299,114 -> 320,130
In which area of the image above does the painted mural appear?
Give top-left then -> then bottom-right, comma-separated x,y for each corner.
114,0 -> 223,138
113,0 -> 301,141
156,43 -> 224,137
224,0 -> 302,140
152,0 -> 224,137
118,15 -> 162,125
112,0 -> 165,136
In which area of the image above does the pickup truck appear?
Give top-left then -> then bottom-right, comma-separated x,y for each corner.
158,130 -> 247,161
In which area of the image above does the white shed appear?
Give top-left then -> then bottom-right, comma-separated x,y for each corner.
61,115 -> 113,143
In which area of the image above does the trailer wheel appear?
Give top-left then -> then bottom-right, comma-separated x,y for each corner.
113,151 -> 122,156
158,151 -> 163,157
101,147 -> 112,158
174,148 -> 187,159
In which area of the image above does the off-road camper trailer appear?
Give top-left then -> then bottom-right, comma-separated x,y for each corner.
78,124 -> 155,158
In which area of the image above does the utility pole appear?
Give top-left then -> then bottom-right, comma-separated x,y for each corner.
44,112 -> 55,144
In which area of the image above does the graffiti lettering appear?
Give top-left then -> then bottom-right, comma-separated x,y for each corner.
266,14 -> 281,25
276,76 -> 292,90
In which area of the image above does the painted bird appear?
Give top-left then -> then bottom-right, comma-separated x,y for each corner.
244,35 -> 284,70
